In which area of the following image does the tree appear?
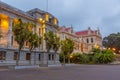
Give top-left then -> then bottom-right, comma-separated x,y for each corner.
44,31 -> 54,65
44,31 -> 54,52
28,33 -> 41,65
66,38 -> 74,63
53,34 -> 60,64
103,33 -> 120,53
61,38 -> 74,65
61,39 -> 69,65
12,19 -> 32,65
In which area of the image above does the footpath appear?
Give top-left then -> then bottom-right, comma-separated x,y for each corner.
0,64 -> 76,71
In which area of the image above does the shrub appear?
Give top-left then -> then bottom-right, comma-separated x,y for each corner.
71,53 -> 82,63
93,49 -> 115,64
100,50 -> 115,63
81,54 -> 90,64
93,52 -> 102,63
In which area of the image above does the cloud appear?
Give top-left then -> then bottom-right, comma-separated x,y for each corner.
3,0 -> 120,37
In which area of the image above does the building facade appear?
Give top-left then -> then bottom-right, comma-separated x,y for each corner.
0,1 -> 60,65
59,26 -> 102,53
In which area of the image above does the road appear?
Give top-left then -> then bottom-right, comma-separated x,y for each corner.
0,64 -> 120,80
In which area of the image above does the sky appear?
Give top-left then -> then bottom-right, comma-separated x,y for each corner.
2,0 -> 120,37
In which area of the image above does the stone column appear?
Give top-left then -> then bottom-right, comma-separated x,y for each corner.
8,17 -> 13,48
42,24 -> 46,51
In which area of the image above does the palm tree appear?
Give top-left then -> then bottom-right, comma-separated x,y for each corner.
28,33 -> 41,65
12,19 -> 32,65
44,31 -> 54,66
53,34 -> 60,64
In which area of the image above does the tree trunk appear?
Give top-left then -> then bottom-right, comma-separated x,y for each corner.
54,53 -> 56,64
63,55 -> 65,66
68,57 -> 70,64
34,51 -> 36,65
68,53 -> 70,64
46,53 -> 48,66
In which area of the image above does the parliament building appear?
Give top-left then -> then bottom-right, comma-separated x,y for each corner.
0,1 -> 102,66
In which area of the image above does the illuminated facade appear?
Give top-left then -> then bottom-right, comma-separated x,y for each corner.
59,26 -> 102,53
0,1 -> 59,65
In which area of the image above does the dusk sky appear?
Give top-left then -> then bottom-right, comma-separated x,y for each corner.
2,0 -> 120,37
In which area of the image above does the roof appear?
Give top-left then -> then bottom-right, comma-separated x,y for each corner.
75,30 -> 98,36
0,1 -> 34,20
59,26 -> 72,32
75,30 -> 88,35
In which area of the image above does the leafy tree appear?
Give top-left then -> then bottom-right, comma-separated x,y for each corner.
44,31 -> 54,65
44,31 -> 54,52
12,19 -> 32,65
103,33 -> 120,53
28,33 -> 41,64
53,34 -> 60,64
61,38 -> 74,65
61,39 -> 69,64
66,38 -> 74,63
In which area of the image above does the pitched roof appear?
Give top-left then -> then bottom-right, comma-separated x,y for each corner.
59,26 -> 72,32
75,30 -> 98,36
75,30 -> 88,35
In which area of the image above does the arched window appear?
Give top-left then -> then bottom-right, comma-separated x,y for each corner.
91,38 -> 94,43
86,38 -> 89,43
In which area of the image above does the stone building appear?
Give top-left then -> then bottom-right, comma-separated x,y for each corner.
0,1 -> 60,65
59,26 -> 102,53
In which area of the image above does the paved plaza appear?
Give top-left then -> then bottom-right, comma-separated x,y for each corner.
0,64 -> 120,80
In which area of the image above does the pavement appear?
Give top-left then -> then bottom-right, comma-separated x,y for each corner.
1,64 -> 120,80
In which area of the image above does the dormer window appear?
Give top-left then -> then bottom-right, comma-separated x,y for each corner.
54,18 -> 57,25
49,17 -> 52,23
45,14 -> 49,21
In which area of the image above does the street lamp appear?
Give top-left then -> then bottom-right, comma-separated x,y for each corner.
112,48 -> 116,51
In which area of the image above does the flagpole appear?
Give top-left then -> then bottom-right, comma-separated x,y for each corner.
46,0 -> 48,12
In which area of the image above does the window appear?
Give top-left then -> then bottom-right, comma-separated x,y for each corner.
91,38 -> 94,43
86,38 -> 89,43
48,54 -> 51,60
49,18 -> 52,23
26,53 -> 31,60
14,52 -> 18,60
0,51 -> 6,60
52,54 -> 54,60
39,54 -> 41,61
54,18 -> 57,25
11,36 -> 13,45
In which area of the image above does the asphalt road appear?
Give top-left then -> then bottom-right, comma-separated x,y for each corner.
0,64 -> 120,80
